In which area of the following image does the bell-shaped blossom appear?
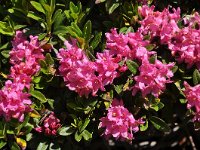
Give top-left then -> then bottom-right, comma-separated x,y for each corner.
99,99 -> 144,142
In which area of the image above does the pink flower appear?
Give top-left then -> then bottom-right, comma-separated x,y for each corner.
35,112 -> 61,136
0,80 -> 32,122
184,82 -> 200,122
57,40 -> 119,97
99,99 -> 144,142
95,50 -> 119,85
132,59 -> 174,97
138,5 -> 180,44
0,31 -> 45,122
168,27 -> 200,70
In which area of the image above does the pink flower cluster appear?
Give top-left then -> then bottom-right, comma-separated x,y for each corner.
99,99 -> 144,142
105,28 -> 174,97
0,31 -> 44,122
132,59 -> 174,97
139,5 -> 200,70
35,112 -> 61,136
105,28 -> 152,62
168,27 -> 200,69
138,5 -> 180,44
184,82 -> 200,122
10,31 -> 44,88
0,80 -> 32,122
57,40 -> 119,97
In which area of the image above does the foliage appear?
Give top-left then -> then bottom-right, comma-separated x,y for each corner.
0,0 -> 200,149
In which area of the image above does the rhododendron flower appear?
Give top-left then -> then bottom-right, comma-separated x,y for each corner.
184,82 -> 200,122
57,40 -> 119,97
132,59 -> 174,97
0,80 -> 32,122
138,5 -> 180,44
168,27 -> 200,70
95,50 -> 119,85
35,112 -> 61,136
106,28 -> 131,58
0,31 -> 45,122
99,99 -> 144,142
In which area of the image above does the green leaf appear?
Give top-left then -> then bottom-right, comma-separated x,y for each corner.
83,20 -> 92,41
149,116 -> 171,132
108,3 -> 120,14
0,21 -> 14,36
179,98 -> 187,104
36,142 -> 48,150
80,118 -> 90,133
140,120 -> 148,131
1,50 -> 10,58
69,2 -> 78,13
14,25 -> 27,30
193,69 -> 200,85
49,142 -> 61,150
71,23 -> 82,37
9,142 -> 20,150
172,65 -> 178,73
82,130 -> 92,141
74,131 -> 82,142
0,42 -> 9,50
0,140 -> 6,149
114,85 -> 123,95
150,102 -> 164,111
126,60 -> 139,75
90,32 -> 102,50
30,1 -> 45,14
26,133 -> 33,141
30,90 -> 47,103
58,126 -> 75,136
45,53 -> 54,65
27,11 -> 44,21
146,44 -> 156,51
0,122 -> 5,139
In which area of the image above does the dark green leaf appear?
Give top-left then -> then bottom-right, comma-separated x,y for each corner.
126,60 -> 139,75
1,50 -> 10,58
45,53 -> 54,65
114,85 -> 123,95
193,69 -> 200,85
83,20 -> 92,41
30,1 -> 45,14
9,142 -> 20,150
149,116 -> 171,132
30,90 -> 47,103
90,32 -> 102,50
0,140 -> 6,149
150,102 -> 164,111
27,11 -> 44,21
